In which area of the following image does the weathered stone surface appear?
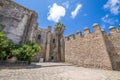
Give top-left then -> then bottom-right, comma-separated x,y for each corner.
103,27 -> 120,70
0,0 -> 38,44
34,26 -> 65,62
1,0 -> 120,71
65,25 -> 114,70
0,63 -> 120,80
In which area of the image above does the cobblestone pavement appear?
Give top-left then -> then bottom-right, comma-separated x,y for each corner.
0,62 -> 120,80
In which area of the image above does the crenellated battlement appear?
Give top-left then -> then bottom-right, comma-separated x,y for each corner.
69,34 -> 75,40
93,23 -> 101,31
65,23 -> 101,41
84,27 -> 90,36
76,30 -> 82,38
3,0 -> 120,70
65,37 -> 69,41
65,23 -> 120,70
65,23 -> 120,41
107,25 -> 120,34
101,29 -> 106,35
102,25 -> 120,35
109,26 -> 117,34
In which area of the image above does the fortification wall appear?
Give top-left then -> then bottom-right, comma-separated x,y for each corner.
103,26 -> 120,70
0,0 -> 38,43
33,27 -> 52,61
65,23 -> 112,70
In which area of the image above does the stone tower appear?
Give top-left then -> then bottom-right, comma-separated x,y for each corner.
0,0 -> 38,44
2,0 -> 120,70
34,24 -> 65,62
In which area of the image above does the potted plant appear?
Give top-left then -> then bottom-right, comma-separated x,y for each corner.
6,43 -> 20,63
7,55 -> 18,63
0,31 -> 9,61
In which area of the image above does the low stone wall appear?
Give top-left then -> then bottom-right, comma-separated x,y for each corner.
0,61 -> 29,66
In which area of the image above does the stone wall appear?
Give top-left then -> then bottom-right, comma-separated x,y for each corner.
33,27 -> 52,62
103,26 -> 120,70
1,0 -> 120,70
0,0 -> 65,62
65,24 -> 112,70
34,26 -> 65,62
0,0 -> 38,44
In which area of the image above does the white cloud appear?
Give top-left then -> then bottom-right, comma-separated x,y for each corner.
101,14 -> 118,24
71,4 -> 82,19
104,0 -> 120,15
47,3 -> 66,22
62,1 -> 69,9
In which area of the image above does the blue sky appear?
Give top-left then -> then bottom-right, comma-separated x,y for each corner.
14,0 -> 120,36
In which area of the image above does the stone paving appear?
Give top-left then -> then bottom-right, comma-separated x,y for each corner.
0,62 -> 120,80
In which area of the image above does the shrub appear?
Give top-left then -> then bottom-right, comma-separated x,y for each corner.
18,41 -> 41,63
0,51 -> 6,60
0,31 -> 41,63
7,41 -> 20,57
0,31 -> 9,60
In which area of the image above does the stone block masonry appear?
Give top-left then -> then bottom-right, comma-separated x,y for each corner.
65,24 -> 120,70
103,26 -> 120,70
0,0 -> 38,44
1,0 -> 120,71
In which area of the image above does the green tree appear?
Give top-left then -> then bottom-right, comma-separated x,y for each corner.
17,41 -> 41,63
54,22 -> 66,36
0,31 -> 9,60
54,22 -> 65,61
0,31 -> 41,63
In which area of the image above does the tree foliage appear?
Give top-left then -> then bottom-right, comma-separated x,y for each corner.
0,31 -> 41,63
16,41 -> 41,63
0,31 -> 9,60
54,22 -> 66,35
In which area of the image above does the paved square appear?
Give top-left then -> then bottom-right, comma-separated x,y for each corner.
0,63 -> 120,80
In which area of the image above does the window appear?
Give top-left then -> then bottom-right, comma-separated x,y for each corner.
53,39 -> 55,43
51,56 -> 54,60
37,34 -> 41,40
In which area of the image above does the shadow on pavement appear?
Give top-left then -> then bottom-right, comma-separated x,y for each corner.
0,63 -> 73,69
